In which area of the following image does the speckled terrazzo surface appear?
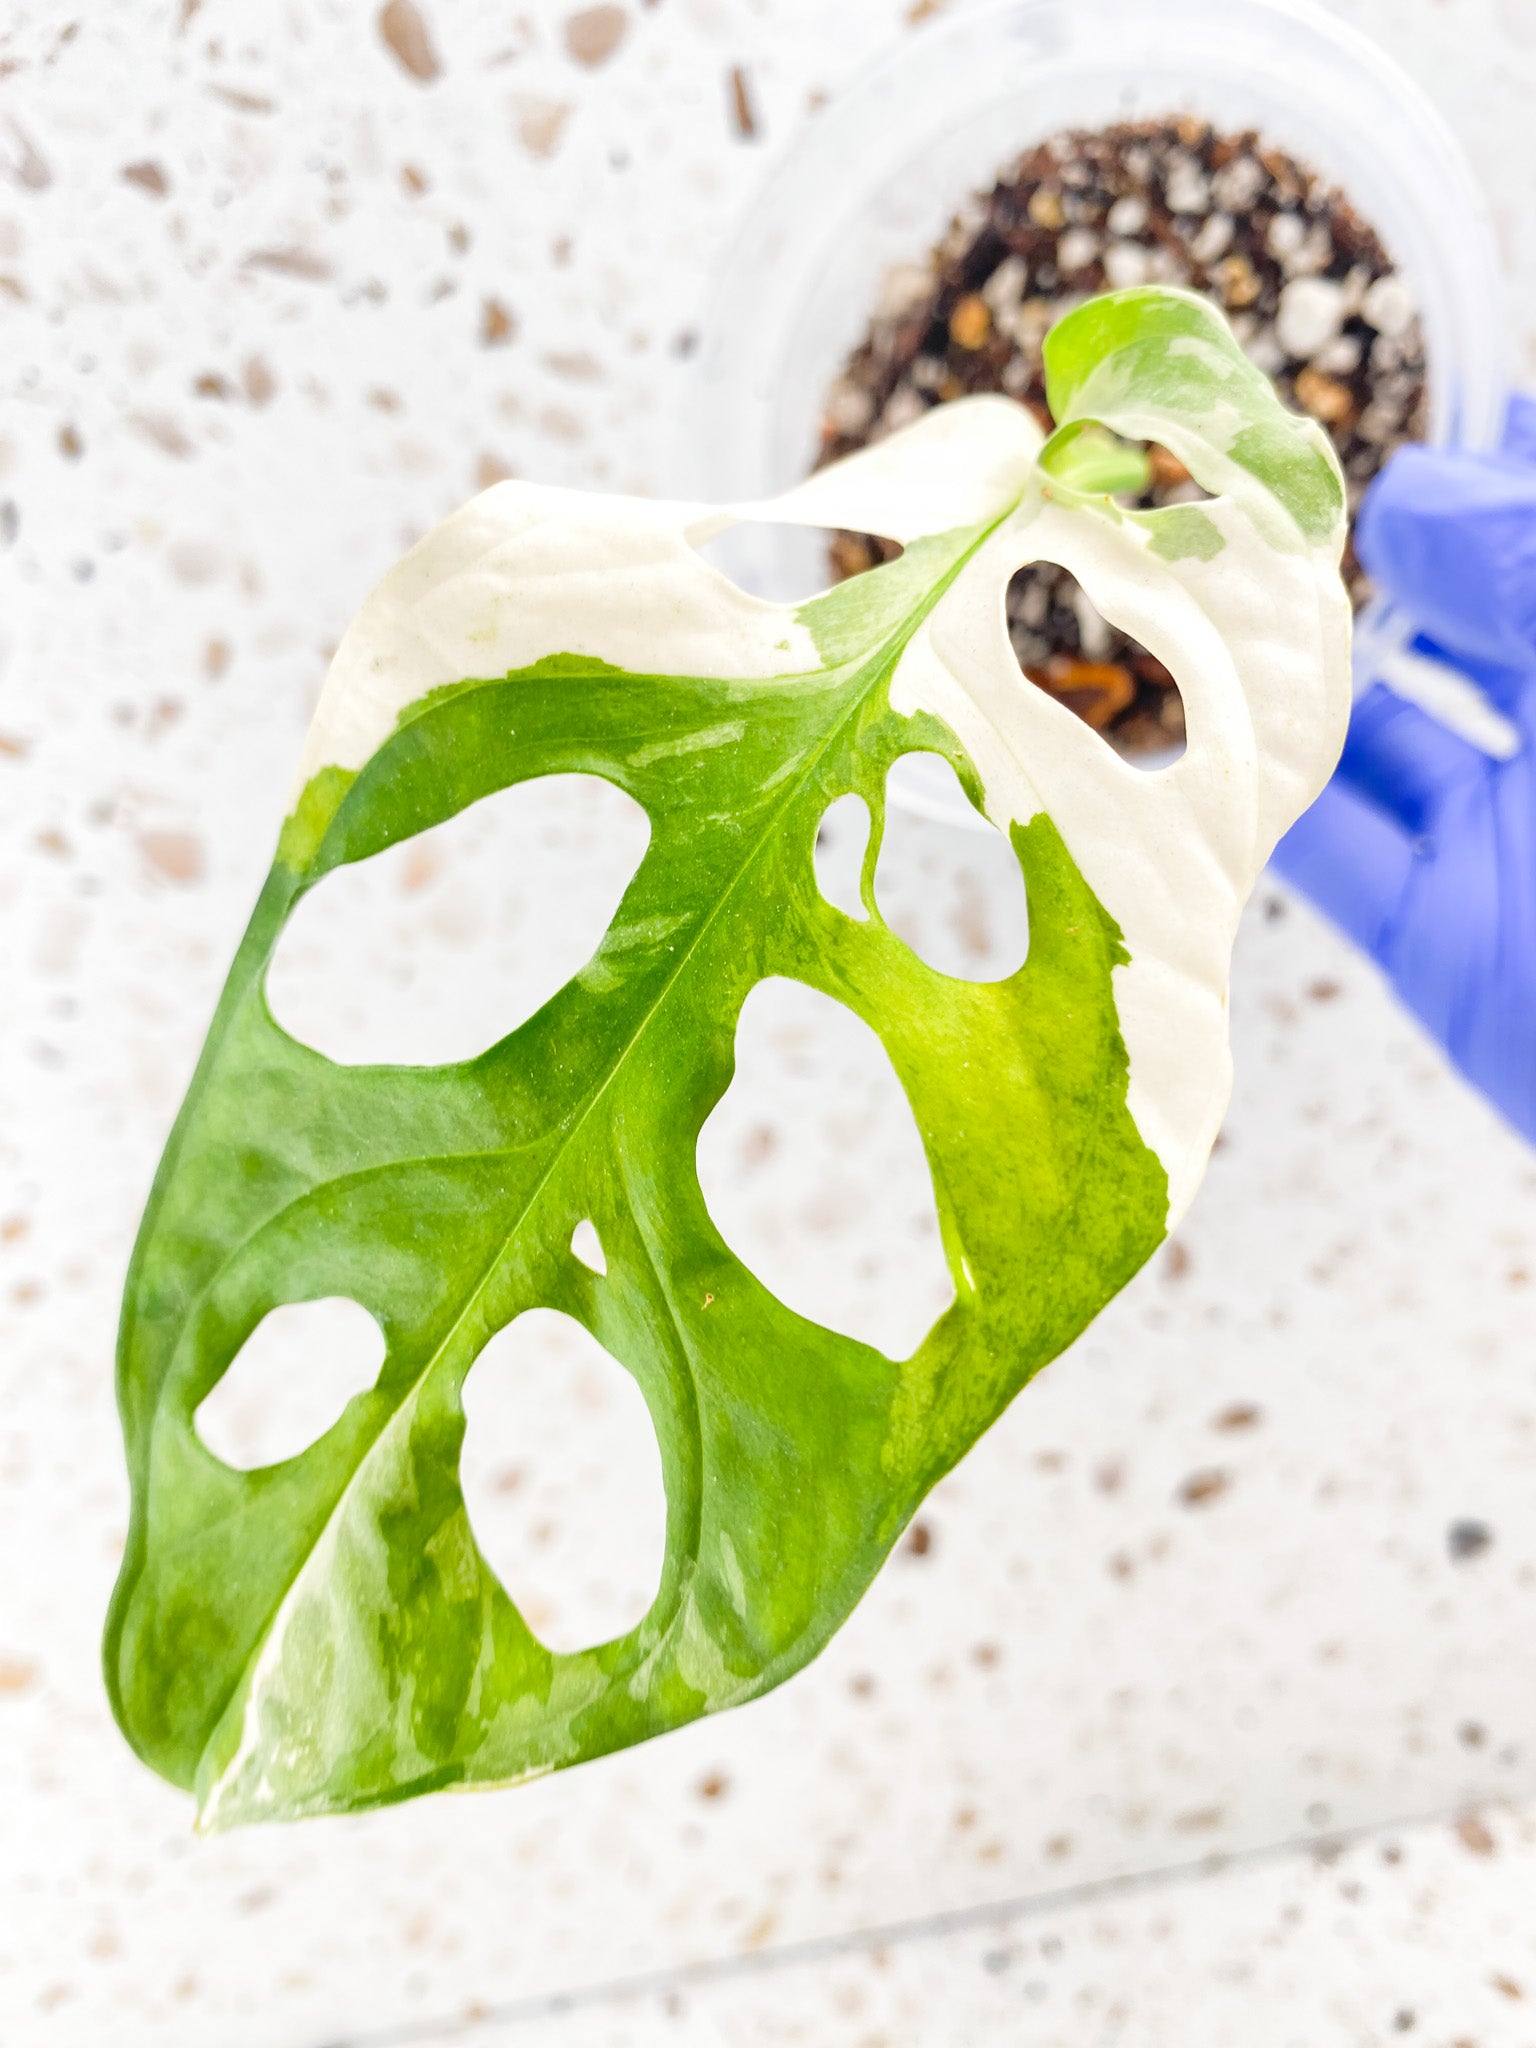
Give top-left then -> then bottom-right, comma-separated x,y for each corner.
4,2 -> 1536,2043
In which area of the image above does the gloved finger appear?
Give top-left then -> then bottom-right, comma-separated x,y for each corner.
1501,391 -> 1536,469
1357,445 -> 1536,673
1334,682 -> 1491,837
1410,632 -> 1536,740
1270,776 -> 1413,957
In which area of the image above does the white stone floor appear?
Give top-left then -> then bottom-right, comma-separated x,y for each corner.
4,2 -> 1536,2043
400,1810 -> 1536,2048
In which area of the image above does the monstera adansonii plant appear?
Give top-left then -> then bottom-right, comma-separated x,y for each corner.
105,288 -> 1350,1827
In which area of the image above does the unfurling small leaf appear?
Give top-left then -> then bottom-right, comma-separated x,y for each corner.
105,288 -> 1349,1827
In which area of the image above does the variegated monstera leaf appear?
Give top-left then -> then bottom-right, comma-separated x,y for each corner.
106,288 -> 1350,1827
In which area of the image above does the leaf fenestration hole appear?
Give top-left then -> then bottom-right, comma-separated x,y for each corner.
266,773 -> 650,1067
460,1309 -> 665,1653
1005,561 -> 1187,766
195,1296 -> 385,1471
571,1218 -> 606,1275
690,523 -> 899,606
696,979 -> 954,1360
1145,442 -> 1214,507
875,756 -> 1028,982
813,792 -> 872,922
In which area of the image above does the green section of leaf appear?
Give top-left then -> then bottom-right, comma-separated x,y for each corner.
104,286 -> 1347,1826
276,764 -> 357,872
1146,504 -> 1226,564
106,605 -> 1165,1825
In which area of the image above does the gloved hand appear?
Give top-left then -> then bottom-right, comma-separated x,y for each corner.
1271,398 -> 1536,1147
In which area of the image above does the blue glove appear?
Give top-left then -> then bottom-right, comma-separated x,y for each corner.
1271,399 -> 1536,1147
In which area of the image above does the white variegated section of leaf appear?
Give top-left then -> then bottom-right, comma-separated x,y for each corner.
297,487 -> 826,787
298,401 -> 1046,791
721,394 -> 1044,545
1075,434 -> 1353,868
890,484 -> 1347,1225
1038,331 -> 1350,1215
892,493 -> 1246,1224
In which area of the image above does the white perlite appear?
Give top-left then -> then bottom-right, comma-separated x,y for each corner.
877,261 -> 933,320
1190,213 -> 1235,266
1276,275 -> 1346,359
1363,272 -> 1417,338
1164,153 -> 1211,215
1267,211 -> 1306,260
982,253 -> 1028,311
1104,242 -> 1152,289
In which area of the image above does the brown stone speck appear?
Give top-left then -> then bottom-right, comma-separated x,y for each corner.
479,298 -> 516,347
1174,1805 -> 1226,1832
129,414 -> 193,459
1213,1402 -> 1262,1432
564,6 -> 629,67
728,65 -> 758,140
379,1 -> 441,83
1456,1813 -> 1496,1857
138,831 -> 204,884
122,160 -> 169,198
245,246 -> 333,284
1,115 -> 51,191
516,97 -> 571,159
1178,1468 -> 1230,1507
208,85 -> 276,116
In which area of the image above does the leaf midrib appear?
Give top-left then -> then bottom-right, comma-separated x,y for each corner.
197,511 -> 1015,1810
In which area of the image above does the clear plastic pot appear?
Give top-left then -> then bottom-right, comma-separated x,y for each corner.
686,0 -> 1510,824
